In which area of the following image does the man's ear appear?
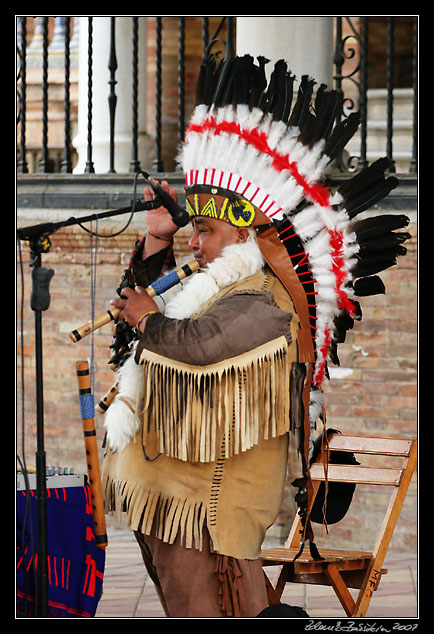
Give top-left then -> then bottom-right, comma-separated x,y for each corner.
236,227 -> 250,243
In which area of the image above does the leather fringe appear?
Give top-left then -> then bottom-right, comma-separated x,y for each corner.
103,476 -> 206,551
138,335 -> 291,463
215,554 -> 246,618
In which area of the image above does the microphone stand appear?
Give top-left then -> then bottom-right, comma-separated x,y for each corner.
17,196 -> 171,617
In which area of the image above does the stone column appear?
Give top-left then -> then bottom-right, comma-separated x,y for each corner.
73,16 -> 152,174
236,16 -> 334,87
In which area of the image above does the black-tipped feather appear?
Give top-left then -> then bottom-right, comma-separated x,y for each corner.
324,112 -> 360,161
345,177 -> 399,218
212,57 -> 237,107
281,71 -> 296,123
352,257 -> 398,278
353,276 -> 386,296
329,340 -> 340,366
324,111 -> 360,160
351,214 -> 410,240
196,58 -> 218,105
249,55 -> 269,107
230,56 -> 252,105
288,75 -> 315,128
333,312 -> 355,342
338,157 -> 391,199
301,89 -> 339,146
269,59 -> 289,120
358,232 -> 411,253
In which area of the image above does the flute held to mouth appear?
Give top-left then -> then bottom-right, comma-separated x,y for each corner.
69,259 -> 199,343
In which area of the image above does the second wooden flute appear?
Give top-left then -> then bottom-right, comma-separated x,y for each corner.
70,259 -> 200,343
76,360 -> 108,549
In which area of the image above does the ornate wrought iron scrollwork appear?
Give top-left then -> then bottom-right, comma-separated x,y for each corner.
203,16 -> 235,63
332,17 -> 363,173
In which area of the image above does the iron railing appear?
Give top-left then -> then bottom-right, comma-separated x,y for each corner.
16,16 -> 418,179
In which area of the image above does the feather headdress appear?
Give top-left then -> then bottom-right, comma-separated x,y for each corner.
179,54 -> 409,400
178,54 -> 410,553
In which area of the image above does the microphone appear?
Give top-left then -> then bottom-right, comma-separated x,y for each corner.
142,171 -> 190,227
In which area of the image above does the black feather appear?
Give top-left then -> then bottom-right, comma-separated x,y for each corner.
301,89 -> 339,146
212,57 -> 237,107
314,83 -> 327,112
358,232 -> 411,253
196,58 -> 218,105
338,157 -> 391,199
333,312 -> 355,342
270,59 -> 289,120
288,75 -> 315,129
352,257 -> 397,278
345,177 -> 399,218
249,55 -> 269,107
281,71 -> 296,123
353,276 -> 386,296
329,340 -> 340,366
258,59 -> 287,117
324,111 -> 360,161
230,56 -> 253,105
351,214 -> 409,240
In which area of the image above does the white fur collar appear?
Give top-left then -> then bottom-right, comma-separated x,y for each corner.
162,231 -> 265,319
104,233 -> 265,452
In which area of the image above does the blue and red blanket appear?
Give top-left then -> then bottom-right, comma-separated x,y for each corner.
17,483 -> 106,617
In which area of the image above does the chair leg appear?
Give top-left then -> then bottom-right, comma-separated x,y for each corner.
263,571 -> 281,605
324,563 -> 356,617
263,565 -> 289,605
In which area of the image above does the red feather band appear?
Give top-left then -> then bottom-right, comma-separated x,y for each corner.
186,116 -> 331,208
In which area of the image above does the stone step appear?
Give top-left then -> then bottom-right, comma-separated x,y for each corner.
342,88 -> 416,173
363,88 -> 415,121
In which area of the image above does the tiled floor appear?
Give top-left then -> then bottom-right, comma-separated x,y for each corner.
95,525 -> 418,619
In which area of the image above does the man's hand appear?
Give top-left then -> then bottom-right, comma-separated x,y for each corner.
143,180 -> 180,251
110,287 -> 159,332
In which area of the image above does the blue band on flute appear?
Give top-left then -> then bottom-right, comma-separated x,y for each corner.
79,393 -> 95,420
149,269 -> 181,296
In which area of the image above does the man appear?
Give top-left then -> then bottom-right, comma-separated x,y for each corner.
101,53 -> 407,619
102,180 -> 302,617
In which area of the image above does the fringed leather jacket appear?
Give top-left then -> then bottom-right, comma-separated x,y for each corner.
102,241 -> 304,561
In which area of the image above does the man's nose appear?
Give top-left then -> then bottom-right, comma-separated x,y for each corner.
188,227 -> 199,250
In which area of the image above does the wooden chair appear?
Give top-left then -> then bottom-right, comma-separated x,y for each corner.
261,432 -> 417,617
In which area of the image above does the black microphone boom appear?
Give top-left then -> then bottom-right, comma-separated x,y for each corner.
17,199 -> 160,242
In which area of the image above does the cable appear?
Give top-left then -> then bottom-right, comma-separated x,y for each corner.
76,170 -> 145,238
16,238 -> 36,616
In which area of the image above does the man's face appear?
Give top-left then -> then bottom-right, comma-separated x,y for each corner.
188,217 -> 247,268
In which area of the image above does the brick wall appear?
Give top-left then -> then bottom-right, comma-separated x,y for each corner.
16,217 -> 193,472
17,211 -> 417,552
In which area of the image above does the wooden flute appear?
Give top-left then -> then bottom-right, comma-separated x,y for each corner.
69,259 -> 200,343
76,360 -> 108,549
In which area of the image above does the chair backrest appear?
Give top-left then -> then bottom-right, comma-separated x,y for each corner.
310,433 -> 414,486
287,432 -> 417,555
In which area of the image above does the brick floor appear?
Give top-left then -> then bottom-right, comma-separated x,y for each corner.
95,525 -> 418,619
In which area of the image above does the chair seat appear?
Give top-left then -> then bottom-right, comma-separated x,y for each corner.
261,547 -> 374,573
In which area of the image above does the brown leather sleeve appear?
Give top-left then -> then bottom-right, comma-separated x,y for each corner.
134,290 -> 293,366
131,240 -> 176,288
